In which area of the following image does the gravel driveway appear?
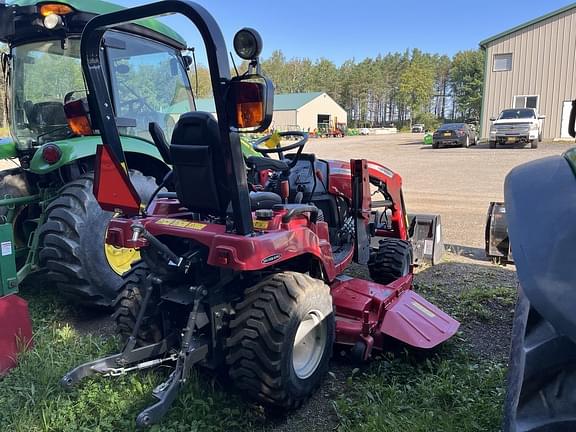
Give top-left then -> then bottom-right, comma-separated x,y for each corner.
307,134 -> 573,249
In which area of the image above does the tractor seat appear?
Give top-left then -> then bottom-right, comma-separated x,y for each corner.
249,191 -> 282,211
246,156 -> 289,172
169,112 -> 230,215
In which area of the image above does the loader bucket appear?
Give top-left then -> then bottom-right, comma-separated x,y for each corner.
0,294 -> 33,374
485,201 -> 512,262
408,213 -> 444,265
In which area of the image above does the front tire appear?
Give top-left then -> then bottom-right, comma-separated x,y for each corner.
227,272 -> 335,409
38,171 -> 158,306
530,139 -> 538,149
368,238 -> 412,285
489,140 -> 497,148
463,136 -> 470,148
432,141 -> 439,149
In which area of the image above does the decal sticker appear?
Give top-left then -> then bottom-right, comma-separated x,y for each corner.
253,220 -> 269,230
156,218 -> 206,230
411,301 -> 436,318
330,167 -> 352,176
1,241 -> 12,256
368,163 -> 394,178
261,253 -> 282,264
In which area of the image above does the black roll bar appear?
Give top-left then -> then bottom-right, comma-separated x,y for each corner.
80,0 -> 253,235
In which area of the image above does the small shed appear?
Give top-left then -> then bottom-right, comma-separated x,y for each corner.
195,92 -> 347,132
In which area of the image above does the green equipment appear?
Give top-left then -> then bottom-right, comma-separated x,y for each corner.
0,0 -> 200,310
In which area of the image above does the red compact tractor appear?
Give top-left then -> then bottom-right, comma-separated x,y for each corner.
62,1 -> 459,426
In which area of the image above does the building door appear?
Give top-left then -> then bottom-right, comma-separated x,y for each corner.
317,114 -> 330,132
560,101 -> 572,139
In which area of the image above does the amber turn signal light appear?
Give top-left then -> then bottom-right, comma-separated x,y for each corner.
64,99 -> 92,136
39,3 -> 74,17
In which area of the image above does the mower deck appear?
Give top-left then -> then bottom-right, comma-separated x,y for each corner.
332,275 -> 459,356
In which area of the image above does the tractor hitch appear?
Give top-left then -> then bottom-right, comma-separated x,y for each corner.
62,282 -> 210,427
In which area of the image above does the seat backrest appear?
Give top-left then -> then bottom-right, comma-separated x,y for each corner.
169,112 -> 230,215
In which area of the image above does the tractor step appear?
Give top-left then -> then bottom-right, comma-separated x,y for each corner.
331,275 -> 459,354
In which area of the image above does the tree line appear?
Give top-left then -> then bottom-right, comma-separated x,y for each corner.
0,45 -> 484,132
192,48 -> 484,130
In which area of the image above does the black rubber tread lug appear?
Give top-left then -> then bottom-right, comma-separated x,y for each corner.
226,271 -> 334,409
37,171 -> 157,307
368,238 -> 412,285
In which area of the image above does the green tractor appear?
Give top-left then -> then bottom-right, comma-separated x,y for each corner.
0,0 -> 198,306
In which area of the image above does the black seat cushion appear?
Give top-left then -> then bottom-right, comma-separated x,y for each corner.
169,112 -> 230,215
250,191 -> 282,210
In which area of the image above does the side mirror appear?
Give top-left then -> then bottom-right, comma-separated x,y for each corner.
183,55 -> 193,70
489,117 -> 496,122
228,74 -> 274,133
538,115 -> 546,120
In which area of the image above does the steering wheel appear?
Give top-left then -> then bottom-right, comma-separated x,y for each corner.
252,131 -> 308,166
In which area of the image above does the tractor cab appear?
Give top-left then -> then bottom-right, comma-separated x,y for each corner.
1,1 -> 194,152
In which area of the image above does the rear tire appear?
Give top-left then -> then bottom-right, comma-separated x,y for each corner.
368,238 -> 412,285
503,289 -> 576,431
489,140 -> 496,149
227,272 -> 335,409
530,139 -> 538,149
38,171 -> 158,307
112,262 -> 163,346
432,141 -> 439,149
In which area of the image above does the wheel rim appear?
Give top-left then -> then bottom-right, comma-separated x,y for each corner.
105,244 -> 141,275
292,310 -> 327,379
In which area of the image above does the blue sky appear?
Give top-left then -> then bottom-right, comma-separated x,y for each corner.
118,0 -> 572,64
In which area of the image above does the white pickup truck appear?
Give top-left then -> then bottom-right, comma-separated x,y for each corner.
489,108 -> 545,149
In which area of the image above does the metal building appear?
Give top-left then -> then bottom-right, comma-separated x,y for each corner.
196,92 -> 347,132
480,3 -> 576,140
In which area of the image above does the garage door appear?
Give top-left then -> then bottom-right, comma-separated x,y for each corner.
560,100 -> 572,138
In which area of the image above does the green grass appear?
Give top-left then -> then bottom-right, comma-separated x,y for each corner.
0,286 -> 510,431
335,347 -> 506,432
0,291 -> 260,432
418,283 -> 516,322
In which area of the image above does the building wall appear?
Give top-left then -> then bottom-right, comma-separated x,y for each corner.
271,110 -> 297,131
481,7 -> 576,140
296,93 -> 348,132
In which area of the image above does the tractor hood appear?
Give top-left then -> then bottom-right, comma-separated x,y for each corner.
0,0 -> 186,47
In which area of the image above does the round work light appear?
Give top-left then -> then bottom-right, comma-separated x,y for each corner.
233,28 -> 263,60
